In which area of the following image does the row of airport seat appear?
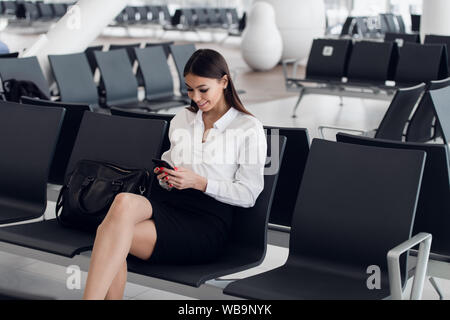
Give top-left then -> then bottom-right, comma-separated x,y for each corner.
0,42 -> 197,111
283,35 -> 450,117
0,1 -> 73,21
340,14 -> 407,39
113,5 -> 242,32
0,2 -> 245,38
0,98 -> 438,299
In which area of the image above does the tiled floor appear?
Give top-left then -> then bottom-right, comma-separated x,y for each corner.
0,29 -> 449,300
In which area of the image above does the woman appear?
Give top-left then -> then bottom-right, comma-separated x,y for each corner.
83,49 -> 267,300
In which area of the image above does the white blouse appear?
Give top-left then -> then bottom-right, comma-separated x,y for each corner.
161,107 -> 267,208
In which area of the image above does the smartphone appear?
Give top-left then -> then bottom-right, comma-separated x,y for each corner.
152,158 -> 174,170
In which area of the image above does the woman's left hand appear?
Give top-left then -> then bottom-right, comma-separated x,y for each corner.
156,167 -> 207,191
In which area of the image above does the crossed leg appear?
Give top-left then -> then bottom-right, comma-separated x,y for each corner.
83,193 -> 157,300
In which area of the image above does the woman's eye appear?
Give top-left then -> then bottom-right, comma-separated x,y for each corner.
200,89 -> 209,93
187,88 -> 193,92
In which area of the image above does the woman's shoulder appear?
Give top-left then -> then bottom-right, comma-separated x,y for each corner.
233,110 -> 264,131
170,108 -> 196,126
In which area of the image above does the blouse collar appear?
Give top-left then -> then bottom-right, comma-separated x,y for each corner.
192,107 -> 239,133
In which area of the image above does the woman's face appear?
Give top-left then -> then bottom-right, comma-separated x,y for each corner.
185,73 -> 228,113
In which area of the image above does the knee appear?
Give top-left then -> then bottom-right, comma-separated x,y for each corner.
99,193 -> 134,228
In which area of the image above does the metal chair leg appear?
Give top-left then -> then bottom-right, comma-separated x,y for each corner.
429,277 -> 444,300
292,88 -> 305,118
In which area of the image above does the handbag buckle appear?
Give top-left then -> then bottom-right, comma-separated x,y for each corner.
112,180 -> 123,186
139,186 -> 146,195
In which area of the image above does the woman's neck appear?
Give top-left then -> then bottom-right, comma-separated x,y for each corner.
203,99 -> 230,121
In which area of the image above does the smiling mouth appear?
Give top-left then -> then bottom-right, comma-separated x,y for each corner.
197,101 -> 208,107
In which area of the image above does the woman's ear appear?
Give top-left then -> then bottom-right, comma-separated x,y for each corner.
221,75 -> 229,90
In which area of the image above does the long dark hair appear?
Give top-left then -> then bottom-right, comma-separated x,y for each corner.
183,49 -> 253,116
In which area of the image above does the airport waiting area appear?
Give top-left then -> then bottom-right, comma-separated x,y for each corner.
0,0 -> 450,304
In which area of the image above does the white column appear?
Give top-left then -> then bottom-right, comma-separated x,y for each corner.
421,0 -> 450,40
22,0 -> 127,82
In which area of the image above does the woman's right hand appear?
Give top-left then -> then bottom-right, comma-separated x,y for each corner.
154,167 -> 172,187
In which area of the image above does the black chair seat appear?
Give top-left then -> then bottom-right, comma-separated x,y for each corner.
127,245 -> 261,287
0,207 -> 43,225
224,264 -> 389,300
0,219 -> 95,258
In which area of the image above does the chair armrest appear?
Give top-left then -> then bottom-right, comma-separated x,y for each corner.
281,58 -> 302,80
387,232 -> 432,300
317,125 -> 366,139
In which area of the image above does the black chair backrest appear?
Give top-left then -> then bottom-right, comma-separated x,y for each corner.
0,101 -> 64,223
0,52 -> 19,58
347,40 -> 398,83
384,32 -> 420,46
48,52 -> 98,106
181,8 -> 195,27
37,2 -> 54,20
94,49 -> 139,106
2,1 -> 17,16
380,13 -> 399,33
231,135 -> 287,252
424,34 -> 450,76
157,5 -> 171,23
20,2 -> 40,20
109,107 -> 174,156
305,39 -> 352,81
206,8 -> 220,26
394,43 -> 448,85
193,8 -> 207,26
145,41 -> 174,58
51,3 -> 66,17
227,8 -> 239,25
340,16 -> 356,36
147,6 -> 160,23
169,44 -> 196,96
0,56 -> 50,97
217,8 -> 229,26
411,14 -> 421,33
135,46 -> 175,101
429,85 -> 450,145
109,43 -> 140,65
65,112 -> 168,188
84,45 -> 103,74
135,6 -> 149,22
264,127 -> 310,228
406,77 -> 450,142
109,43 -> 142,86
396,15 -> 406,33
289,139 -> 425,287
375,83 -> 425,140
336,133 -> 450,257
124,7 -> 137,23
20,97 -> 92,185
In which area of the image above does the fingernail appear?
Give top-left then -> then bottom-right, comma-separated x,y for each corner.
174,167 -> 178,171
169,184 -> 173,187
165,177 -> 169,180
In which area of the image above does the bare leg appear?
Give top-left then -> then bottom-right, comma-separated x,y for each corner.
104,220 -> 158,300
83,193 -> 156,300
105,261 -> 127,300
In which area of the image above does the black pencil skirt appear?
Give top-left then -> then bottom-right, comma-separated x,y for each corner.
146,186 -> 234,265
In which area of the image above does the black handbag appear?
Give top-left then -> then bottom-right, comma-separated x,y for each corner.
56,160 -> 150,232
